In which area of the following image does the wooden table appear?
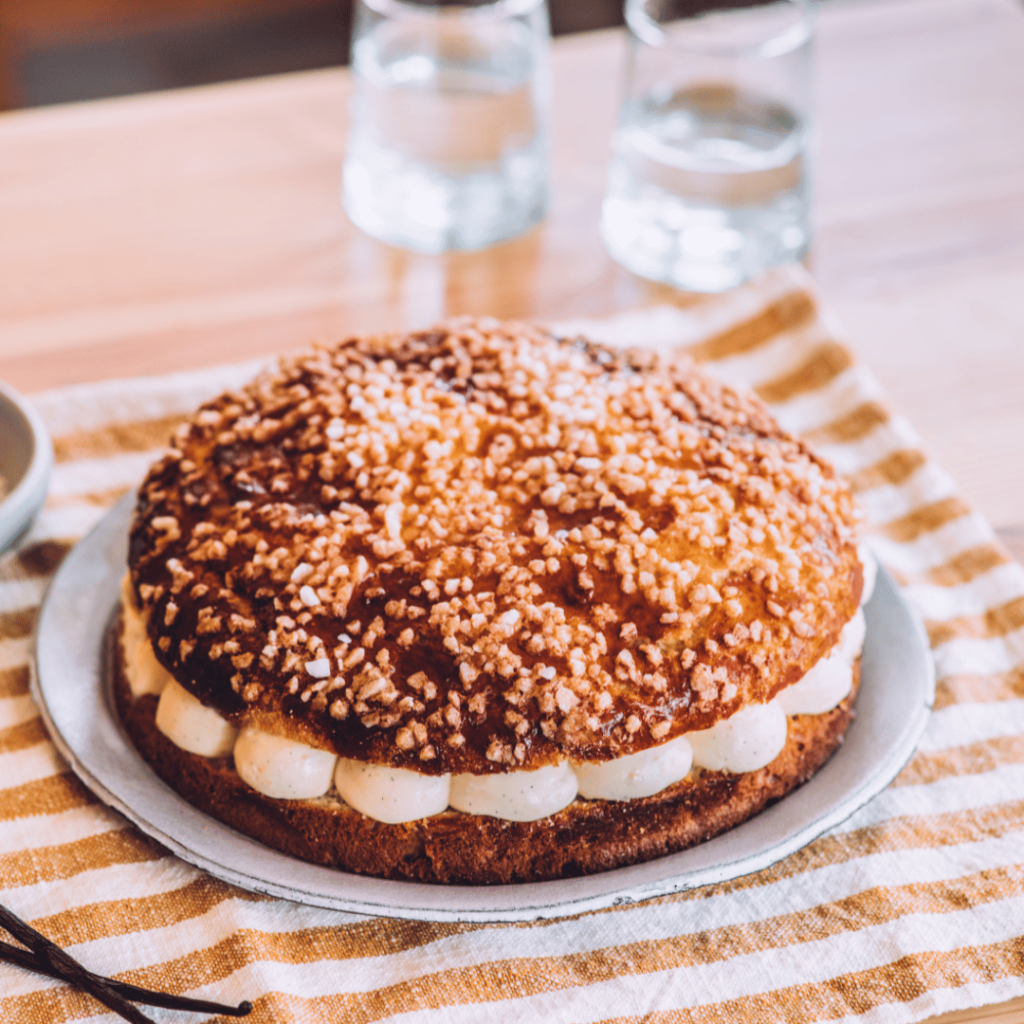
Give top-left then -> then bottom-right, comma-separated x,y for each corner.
0,0 -> 1022,1019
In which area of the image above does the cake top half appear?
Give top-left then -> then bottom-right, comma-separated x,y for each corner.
129,319 -> 862,774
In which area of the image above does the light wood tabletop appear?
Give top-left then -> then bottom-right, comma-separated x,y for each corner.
0,0 -> 1022,1019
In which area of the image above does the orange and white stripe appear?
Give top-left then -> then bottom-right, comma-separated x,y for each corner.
2,265 -> 1023,1024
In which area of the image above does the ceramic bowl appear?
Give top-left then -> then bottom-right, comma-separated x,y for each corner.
0,380 -> 53,555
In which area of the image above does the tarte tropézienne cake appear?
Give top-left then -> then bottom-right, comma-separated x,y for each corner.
115,318 -> 875,884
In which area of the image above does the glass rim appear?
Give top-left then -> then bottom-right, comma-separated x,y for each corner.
358,0 -> 546,20
625,0 -> 812,57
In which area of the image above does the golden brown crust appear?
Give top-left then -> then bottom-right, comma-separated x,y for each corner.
127,321 -> 861,776
113,618 -> 860,885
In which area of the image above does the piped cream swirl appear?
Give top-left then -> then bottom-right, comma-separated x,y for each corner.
120,576 -> 173,698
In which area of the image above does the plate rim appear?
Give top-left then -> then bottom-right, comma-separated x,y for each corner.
30,496 -> 935,923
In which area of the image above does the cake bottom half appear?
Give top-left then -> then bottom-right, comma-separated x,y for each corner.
111,620 -> 860,886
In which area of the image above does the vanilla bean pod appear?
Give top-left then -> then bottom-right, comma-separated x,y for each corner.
0,938 -> 252,1017
0,903 -> 162,1024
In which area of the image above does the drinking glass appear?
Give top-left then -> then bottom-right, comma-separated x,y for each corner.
601,0 -> 813,292
343,0 -> 551,253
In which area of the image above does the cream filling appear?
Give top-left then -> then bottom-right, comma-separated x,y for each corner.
155,678 -> 238,758
120,577 -> 174,697
234,727 -> 337,800
776,609 -> 865,717
450,761 -> 579,821
335,759 -> 451,823
687,699 -> 789,774
574,735 -> 693,801
123,573 -> 868,821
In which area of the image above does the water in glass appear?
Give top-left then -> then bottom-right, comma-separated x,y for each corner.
602,83 -> 808,293
343,9 -> 547,253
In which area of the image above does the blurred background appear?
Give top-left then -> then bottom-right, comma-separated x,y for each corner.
0,0 -> 624,110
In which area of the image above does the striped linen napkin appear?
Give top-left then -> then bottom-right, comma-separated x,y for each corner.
2,266 -> 1023,1024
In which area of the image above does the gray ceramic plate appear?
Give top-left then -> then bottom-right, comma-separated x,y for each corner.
0,380 -> 52,555
32,495 -> 935,923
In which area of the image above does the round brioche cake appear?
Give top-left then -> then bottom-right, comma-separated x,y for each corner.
115,318 -> 874,884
